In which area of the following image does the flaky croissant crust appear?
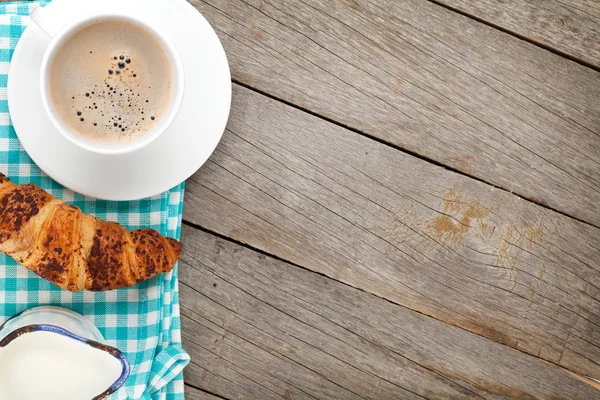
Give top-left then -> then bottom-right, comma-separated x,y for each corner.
0,174 -> 182,291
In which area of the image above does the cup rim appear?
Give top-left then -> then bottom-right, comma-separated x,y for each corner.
39,13 -> 185,156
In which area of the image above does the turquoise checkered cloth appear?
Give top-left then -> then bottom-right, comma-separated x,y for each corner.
0,2 -> 189,399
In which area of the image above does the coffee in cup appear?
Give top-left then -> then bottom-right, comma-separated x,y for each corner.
48,20 -> 173,145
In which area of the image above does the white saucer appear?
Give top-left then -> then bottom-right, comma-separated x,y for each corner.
8,0 -> 231,200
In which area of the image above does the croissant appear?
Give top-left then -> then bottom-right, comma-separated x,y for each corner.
0,173 -> 182,291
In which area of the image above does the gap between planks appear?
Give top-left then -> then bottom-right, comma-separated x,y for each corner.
566,371 -> 600,392
180,218 -> 598,390
232,79 -> 600,231
191,0 -> 600,227
185,382 -> 229,400
184,83 -> 600,379
423,0 -> 600,73
179,221 -> 600,397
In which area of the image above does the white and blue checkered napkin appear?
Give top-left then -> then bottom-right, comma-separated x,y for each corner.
0,2 -> 189,398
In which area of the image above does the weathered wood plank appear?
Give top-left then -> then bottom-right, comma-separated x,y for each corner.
179,224 -> 600,399
185,384 -> 227,400
183,84 -> 600,379
184,0 -> 600,226
434,0 -> 600,67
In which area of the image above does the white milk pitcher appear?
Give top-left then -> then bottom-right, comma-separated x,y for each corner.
0,306 -> 130,400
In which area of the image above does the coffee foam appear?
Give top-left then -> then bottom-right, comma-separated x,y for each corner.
49,20 -> 173,145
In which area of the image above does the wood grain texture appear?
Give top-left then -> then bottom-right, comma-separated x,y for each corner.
179,224 -> 600,399
434,0 -> 600,67
183,84 -> 600,380
187,0 -> 600,226
186,384 -> 227,400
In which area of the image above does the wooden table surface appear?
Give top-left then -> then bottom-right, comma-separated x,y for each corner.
179,1 -> 600,399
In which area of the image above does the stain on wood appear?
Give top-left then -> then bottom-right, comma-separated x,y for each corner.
250,24 -> 262,39
184,85 -> 600,379
496,217 -> 545,289
538,264 -> 546,280
427,187 -> 489,247
428,214 -> 469,247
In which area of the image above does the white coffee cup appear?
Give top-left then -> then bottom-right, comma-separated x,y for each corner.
30,6 -> 185,155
